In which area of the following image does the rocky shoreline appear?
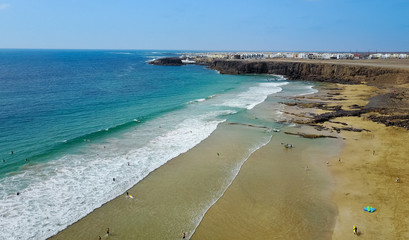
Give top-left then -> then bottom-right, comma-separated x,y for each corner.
150,57 -> 409,130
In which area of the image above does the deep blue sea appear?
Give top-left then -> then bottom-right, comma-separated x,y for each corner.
0,49 -> 316,239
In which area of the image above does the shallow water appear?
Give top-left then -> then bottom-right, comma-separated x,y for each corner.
0,49 -> 318,239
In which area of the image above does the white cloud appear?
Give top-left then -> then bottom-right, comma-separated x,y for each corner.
0,3 -> 9,10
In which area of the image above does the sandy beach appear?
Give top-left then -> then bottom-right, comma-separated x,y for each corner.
50,61 -> 409,240
193,82 -> 409,239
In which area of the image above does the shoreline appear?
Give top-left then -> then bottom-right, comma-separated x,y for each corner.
50,59 -> 409,239
49,122 -> 274,240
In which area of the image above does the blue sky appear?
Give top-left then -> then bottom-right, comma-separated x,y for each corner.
0,0 -> 408,51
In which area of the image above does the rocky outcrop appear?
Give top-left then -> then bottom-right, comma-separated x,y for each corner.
368,114 -> 409,129
313,109 -> 370,123
149,57 -> 184,66
209,60 -> 409,86
284,131 -> 338,139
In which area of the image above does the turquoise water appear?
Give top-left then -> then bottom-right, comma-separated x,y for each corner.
0,50 -> 316,239
0,50 -> 251,174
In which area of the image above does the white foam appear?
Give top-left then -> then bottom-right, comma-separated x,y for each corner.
189,135 -> 272,239
188,98 -> 206,104
296,85 -> 318,96
269,74 -> 287,81
219,82 -> 288,110
0,111 -> 226,240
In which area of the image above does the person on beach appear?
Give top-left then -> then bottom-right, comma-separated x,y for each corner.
126,191 -> 129,196
217,152 -> 220,156
183,232 -> 186,239
353,225 -> 358,235
98,236 -> 101,240
396,177 -> 400,183
106,228 -> 110,235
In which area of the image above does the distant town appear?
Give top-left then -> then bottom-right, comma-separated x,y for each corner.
182,52 -> 409,62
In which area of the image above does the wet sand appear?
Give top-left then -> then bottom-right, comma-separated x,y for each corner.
193,83 -> 409,239
49,122 -> 272,240
50,82 -> 409,239
192,125 -> 342,240
287,83 -> 409,239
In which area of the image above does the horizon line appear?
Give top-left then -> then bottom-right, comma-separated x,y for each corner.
0,47 -> 408,53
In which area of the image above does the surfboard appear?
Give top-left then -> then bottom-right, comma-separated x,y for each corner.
129,195 -> 134,199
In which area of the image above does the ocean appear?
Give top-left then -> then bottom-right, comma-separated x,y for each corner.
0,49 -> 317,239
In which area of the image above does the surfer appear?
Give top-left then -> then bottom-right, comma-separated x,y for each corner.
113,178 -> 116,182
11,151 -> 13,155
353,225 -> 358,235
2,159 -> 5,163
126,191 -> 129,196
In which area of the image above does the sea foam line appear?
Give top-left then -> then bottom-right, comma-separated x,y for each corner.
219,82 -> 288,110
0,112 -> 228,240
188,135 -> 272,239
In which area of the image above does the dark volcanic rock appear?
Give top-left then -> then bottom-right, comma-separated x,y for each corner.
368,115 -> 409,129
149,57 -> 184,66
313,109 -> 370,123
209,60 -> 409,86
332,127 -> 370,133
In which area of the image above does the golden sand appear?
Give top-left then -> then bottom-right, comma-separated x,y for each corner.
324,85 -> 409,239
50,81 -> 409,240
193,83 -> 409,239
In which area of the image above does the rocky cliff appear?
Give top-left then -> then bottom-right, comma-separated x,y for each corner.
209,60 -> 409,86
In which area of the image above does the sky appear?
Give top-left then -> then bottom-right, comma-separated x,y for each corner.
0,0 -> 408,52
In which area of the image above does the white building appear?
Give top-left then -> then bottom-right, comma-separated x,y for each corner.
295,53 -> 308,59
399,54 -> 407,59
321,53 -> 331,60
